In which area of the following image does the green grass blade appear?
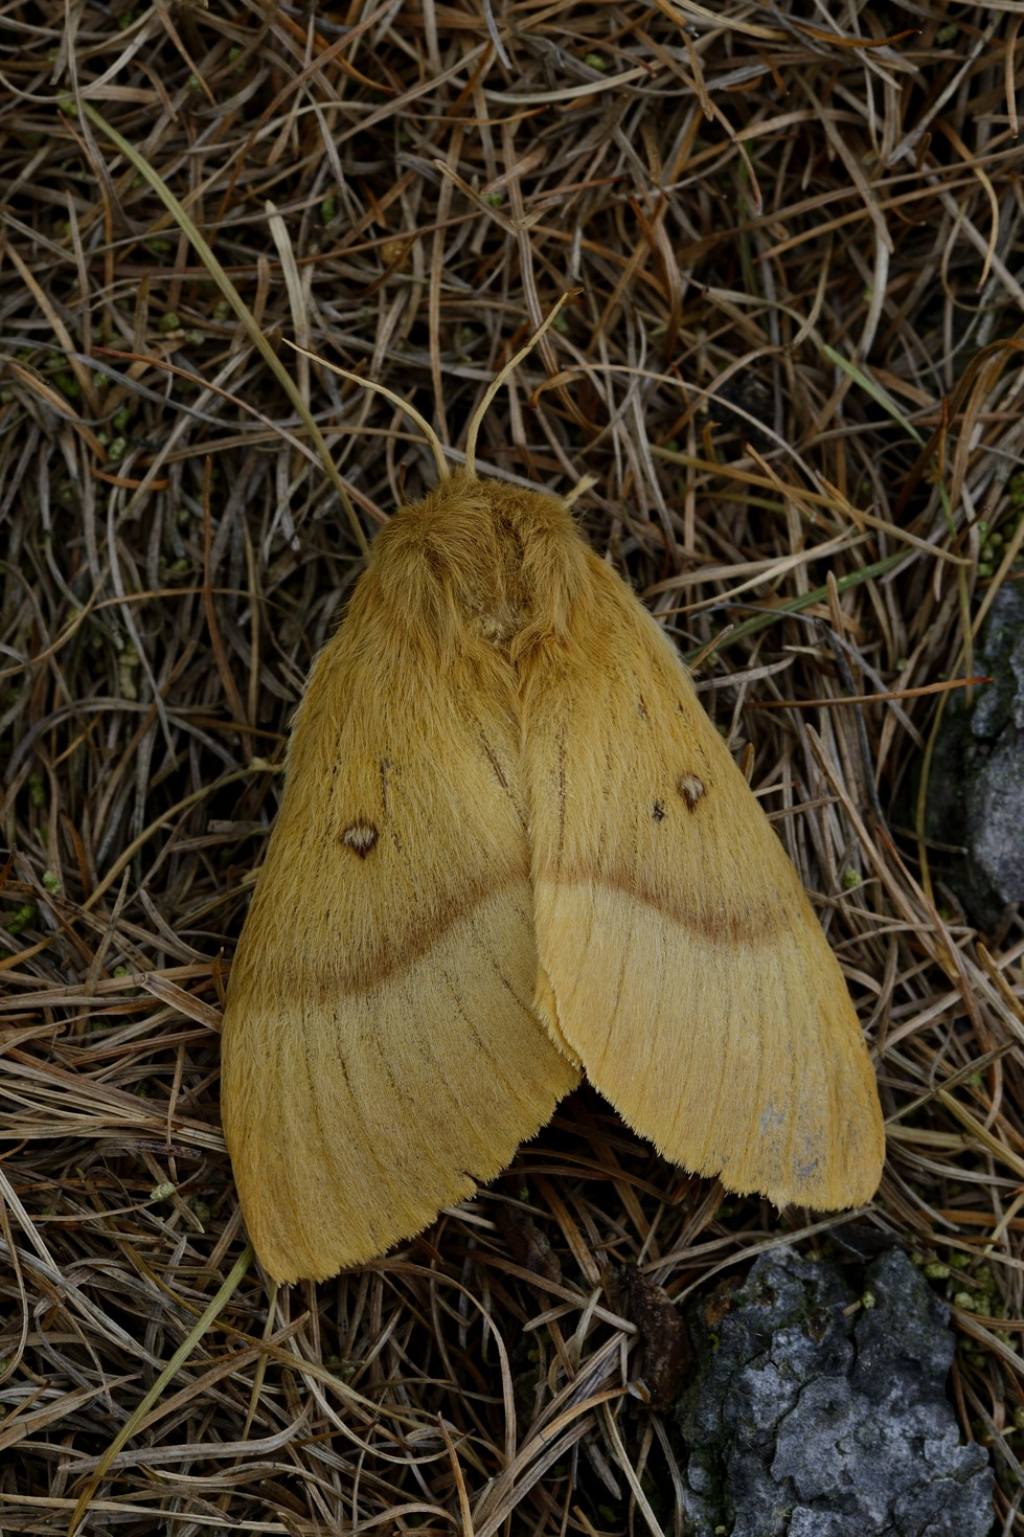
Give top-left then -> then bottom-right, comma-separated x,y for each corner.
685,550 -> 907,662
821,344 -> 924,445
67,1244 -> 254,1535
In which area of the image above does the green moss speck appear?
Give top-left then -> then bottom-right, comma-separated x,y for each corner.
6,903 -> 37,935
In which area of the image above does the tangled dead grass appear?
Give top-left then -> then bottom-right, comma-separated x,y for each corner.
2,2 -> 1024,1532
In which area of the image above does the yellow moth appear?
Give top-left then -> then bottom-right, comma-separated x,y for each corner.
221,324 -> 885,1285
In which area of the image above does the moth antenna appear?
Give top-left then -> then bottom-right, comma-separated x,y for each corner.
463,289 -> 578,479
283,338 -> 449,483
563,473 -> 598,508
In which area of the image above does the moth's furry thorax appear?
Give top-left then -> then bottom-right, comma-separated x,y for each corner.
365,472 -> 590,656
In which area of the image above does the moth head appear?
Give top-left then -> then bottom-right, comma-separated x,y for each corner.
337,293 -> 587,649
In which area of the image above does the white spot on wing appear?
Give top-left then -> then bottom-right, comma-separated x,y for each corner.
678,773 -> 706,811
341,821 -> 379,858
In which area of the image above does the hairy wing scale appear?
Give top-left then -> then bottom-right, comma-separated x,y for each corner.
223,481 -> 883,1284
220,620 -> 578,1283
522,553 -> 884,1210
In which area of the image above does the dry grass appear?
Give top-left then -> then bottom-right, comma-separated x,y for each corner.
2,2 -> 1024,1533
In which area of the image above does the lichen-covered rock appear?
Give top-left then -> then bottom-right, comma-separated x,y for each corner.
926,585 -> 1024,924
675,1246 -> 993,1537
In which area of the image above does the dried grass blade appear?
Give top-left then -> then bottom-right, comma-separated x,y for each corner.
77,104 -> 368,556
66,1243 -> 253,1536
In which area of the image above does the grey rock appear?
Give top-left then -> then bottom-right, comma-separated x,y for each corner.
925,585 -> 1024,923
967,732 -> 1024,910
675,1246 -> 993,1537
970,585 -> 1024,740
966,586 -> 1024,908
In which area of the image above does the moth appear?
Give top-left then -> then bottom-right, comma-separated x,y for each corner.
221,343 -> 885,1286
